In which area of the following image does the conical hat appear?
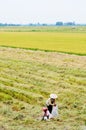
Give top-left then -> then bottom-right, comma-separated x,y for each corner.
50,94 -> 57,99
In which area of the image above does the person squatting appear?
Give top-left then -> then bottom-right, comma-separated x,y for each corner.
42,94 -> 59,120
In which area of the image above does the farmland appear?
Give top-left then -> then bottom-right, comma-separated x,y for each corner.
0,26 -> 86,55
0,26 -> 86,130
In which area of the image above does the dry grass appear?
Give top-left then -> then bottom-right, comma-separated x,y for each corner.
0,47 -> 86,130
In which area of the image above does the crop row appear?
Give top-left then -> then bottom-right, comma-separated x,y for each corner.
0,84 -> 43,104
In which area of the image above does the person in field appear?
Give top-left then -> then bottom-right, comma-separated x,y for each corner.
42,94 -> 58,120
46,94 -> 58,119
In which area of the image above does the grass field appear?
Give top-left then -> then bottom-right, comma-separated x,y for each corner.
0,26 -> 86,55
0,47 -> 86,130
0,26 -> 86,130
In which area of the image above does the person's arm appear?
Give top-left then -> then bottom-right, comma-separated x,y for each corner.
46,98 -> 51,106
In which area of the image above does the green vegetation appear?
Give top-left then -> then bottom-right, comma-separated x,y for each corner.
0,26 -> 86,129
0,47 -> 86,130
0,26 -> 86,33
0,26 -> 86,55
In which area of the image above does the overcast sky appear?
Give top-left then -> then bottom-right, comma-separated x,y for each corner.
0,0 -> 86,24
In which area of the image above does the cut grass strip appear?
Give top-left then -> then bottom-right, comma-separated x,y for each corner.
0,84 -> 43,104
0,92 -> 12,101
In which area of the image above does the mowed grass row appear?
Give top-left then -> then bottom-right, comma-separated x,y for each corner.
0,31 -> 86,55
0,47 -> 86,130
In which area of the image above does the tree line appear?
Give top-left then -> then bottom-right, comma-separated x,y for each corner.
0,22 -> 86,26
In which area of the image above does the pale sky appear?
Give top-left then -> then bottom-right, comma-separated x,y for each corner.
0,0 -> 86,24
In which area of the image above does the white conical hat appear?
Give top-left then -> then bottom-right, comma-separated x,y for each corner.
50,94 -> 57,99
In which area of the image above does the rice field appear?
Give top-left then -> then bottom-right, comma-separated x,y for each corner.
0,26 -> 86,130
0,26 -> 86,55
0,46 -> 86,130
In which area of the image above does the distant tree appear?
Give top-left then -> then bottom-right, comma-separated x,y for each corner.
42,23 -> 47,26
56,21 -> 63,26
0,23 -> 21,26
64,22 -> 75,26
29,23 -> 34,26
